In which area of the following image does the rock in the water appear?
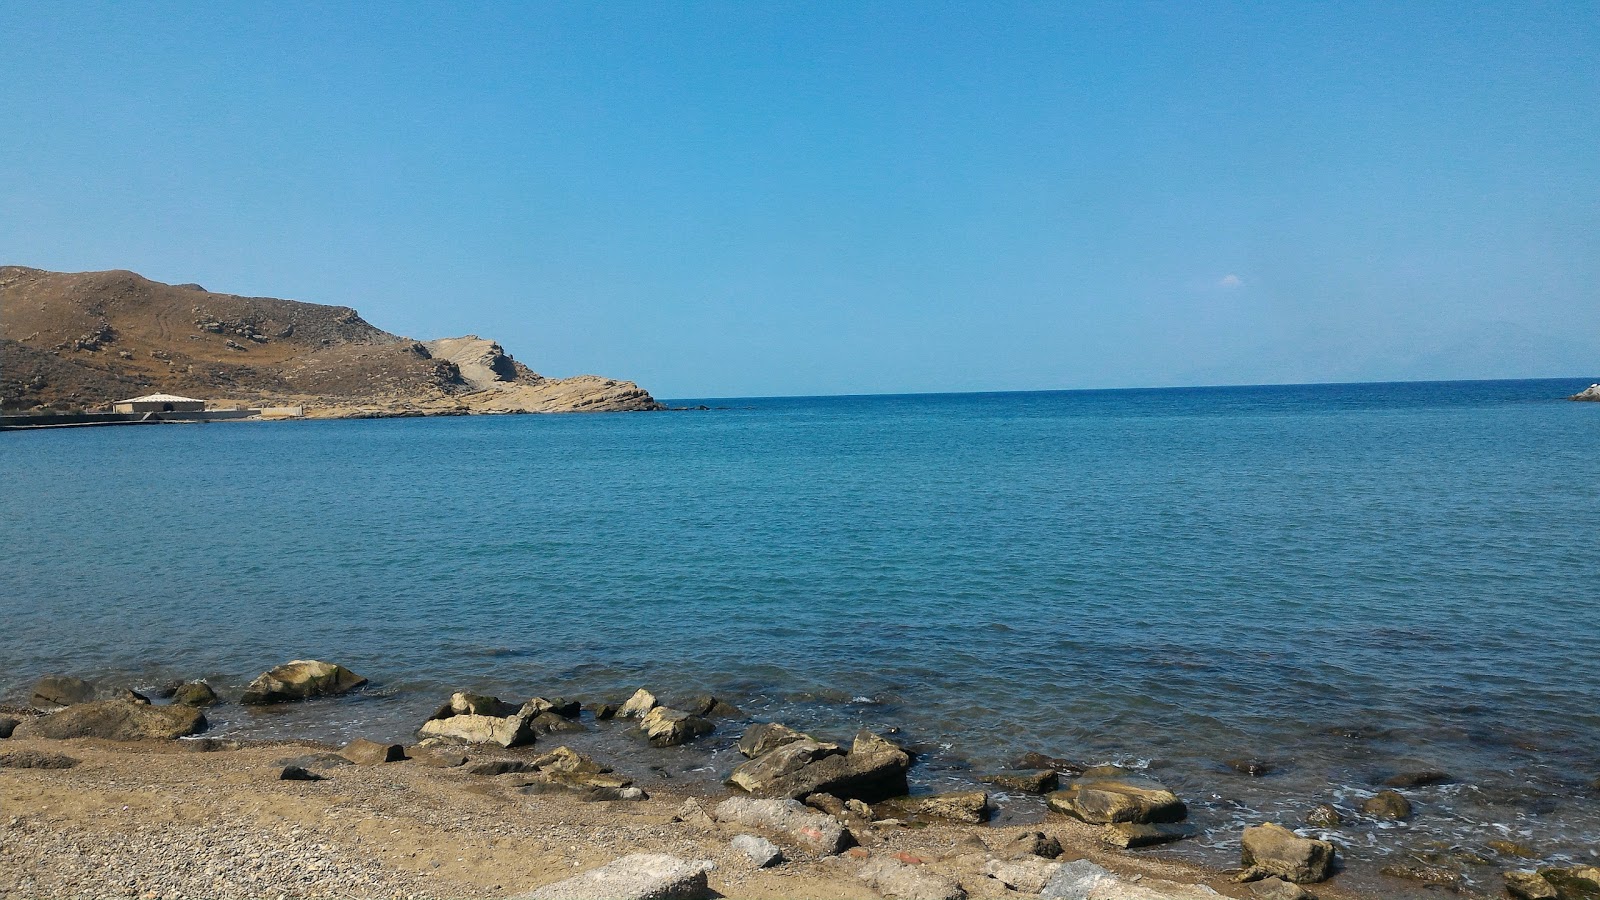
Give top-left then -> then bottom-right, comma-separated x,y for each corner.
529,711 -> 587,735
1238,823 -> 1336,884
1567,384 -> 1600,401
519,697 -> 581,719
1378,861 -> 1462,890
171,682 -> 219,707
0,750 -> 79,769
675,694 -> 743,718
1505,870 -> 1559,900
990,830 -> 1063,860
639,707 -> 713,747
738,722 -> 818,759
1016,751 -> 1086,775
1360,790 -> 1412,820
858,857 -> 965,900
1040,859 -> 1116,899
0,717 -> 19,739
735,729 -> 911,803
590,702 -> 620,721
1303,803 -> 1342,828
881,791 -> 991,825
116,688 -> 151,704
432,691 -> 519,719
984,857 -> 1063,893
1046,775 -> 1187,824
418,712 -> 537,748
1249,877 -> 1313,900
616,688 -> 659,719
713,797 -> 849,854
30,674 -> 96,709
1382,770 -> 1452,788
1225,757 -> 1274,777
239,660 -> 366,705
516,853 -> 712,900
339,738 -> 405,765
979,769 -> 1059,793
730,834 -> 783,867
1488,839 -> 1539,859
729,739 -> 845,793
14,700 -> 206,741
1102,822 -> 1196,849
1539,866 -> 1600,899
280,765 -> 324,781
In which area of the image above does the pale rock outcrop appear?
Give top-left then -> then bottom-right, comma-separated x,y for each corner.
1237,823 -> 1337,884
617,688 -> 659,719
738,722 -> 814,758
1568,384 -> 1600,401
858,856 -> 965,900
639,707 -> 713,747
713,797 -> 849,854
1046,774 -> 1187,824
730,834 -> 783,868
984,856 -> 1063,893
878,791 -> 991,825
418,712 -> 536,748
515,853 -> 712,900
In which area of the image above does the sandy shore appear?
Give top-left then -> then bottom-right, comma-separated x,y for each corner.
0,733 -> 1413,900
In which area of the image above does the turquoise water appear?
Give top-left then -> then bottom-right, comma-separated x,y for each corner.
3,379 -> 1598,879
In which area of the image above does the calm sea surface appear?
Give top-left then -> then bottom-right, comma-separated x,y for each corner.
3,379 -> 1598,882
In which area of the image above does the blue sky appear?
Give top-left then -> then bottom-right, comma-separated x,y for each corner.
2,2 -> 1595,398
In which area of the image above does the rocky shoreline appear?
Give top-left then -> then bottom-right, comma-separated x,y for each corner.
3,662 -> 1596,900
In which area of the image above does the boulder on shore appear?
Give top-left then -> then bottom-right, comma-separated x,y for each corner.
729,739 -> 843,793
713,797 -> 850,854
878,791 -> 991,825
858,856 -> 966,900
30,674 -> 96,709
239,660 -> 366,705
616,688 -> 659,719
14,699 -> 206,741
515,853 -> 712,900
418,711 -> 536,748
171,681 -> 219,708
730,729 -> 910,804
339,738 -> 405,765
1046,774 -> 1187,825
432,691 -> 519,719
738,722 -> 813,759
1237,823 -> 1337,884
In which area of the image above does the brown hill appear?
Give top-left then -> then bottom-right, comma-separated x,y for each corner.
0,266 -> 661,416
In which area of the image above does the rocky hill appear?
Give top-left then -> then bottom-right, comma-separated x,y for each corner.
0,267 -> 661,416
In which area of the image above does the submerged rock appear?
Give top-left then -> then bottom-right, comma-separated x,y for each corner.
1361,790 -> 1413,820
1016,751 -> 1086,775
1379,861 -> 1462,890
639,707 -> 713,747
516,853 -> 712,900
30,674 -> 96,709
1225,757 -> 1274,777
979,769 -> 1059,793
171,681 -> 219,707
1488,838 -> 1540,859
1046,774 -> 1186,825
1539,866 -> 1600,899
1303,803 -> 1343,828
1382,770 -> 1453,788
239,660 -> 366,705
738,722 -> 813,759
1237,823 -> 1336,884
15,699 -> 205,741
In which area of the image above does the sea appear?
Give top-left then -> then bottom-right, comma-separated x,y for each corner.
3,378 -> 1597,890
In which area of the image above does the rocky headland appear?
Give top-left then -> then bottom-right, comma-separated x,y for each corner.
5,663 -> 1594,900
0,266 -> 662,417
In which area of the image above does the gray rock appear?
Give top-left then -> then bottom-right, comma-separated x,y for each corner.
339,738 -> 405,765
616,688 -> 659,719
729,739 -> 845,793
1303,803 -> 1342,828
979,769 -> 1059,793
736,729 -> 910,803
1046,775 -> 1187,824
435,691 -> 521,719
730,834 -> 783,867
738,722 -> 812,758
520,697 -> 582,719
1238,823 -> 1336,884
857,857 -> 965,900
0,750 -> 79,769
1249,878 -> 1313,900
1360,790 -> 1412,820
713,797 -> 849,854
239,660 -> 366,705
171,682 -> 219,707
1567,384 -> 1600,401
516,853 -> 712,900
590,702 -> 620,720
418,712 -> 537,748
1225,758 -> 1274,777
280,765 -> 324,781
984,857 -> 1063,893
1040,859 -> 1115,900
639,707 -> 713,747
989,830 -> 1063,860
530,711 -> 587,735
14,699 -> 206,741
30,674 -> 96,709
0,717 -> 18,739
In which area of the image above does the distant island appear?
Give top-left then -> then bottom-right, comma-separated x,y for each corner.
0,266 -> 661,418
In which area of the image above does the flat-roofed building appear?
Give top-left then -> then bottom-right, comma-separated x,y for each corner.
113,393 -> 205,413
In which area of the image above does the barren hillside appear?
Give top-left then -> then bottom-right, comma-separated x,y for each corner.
0,267 -> 660,415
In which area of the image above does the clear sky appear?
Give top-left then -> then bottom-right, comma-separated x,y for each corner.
2,2 -> 1595,398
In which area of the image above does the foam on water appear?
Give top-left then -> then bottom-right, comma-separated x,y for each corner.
3,378 -> 1599,881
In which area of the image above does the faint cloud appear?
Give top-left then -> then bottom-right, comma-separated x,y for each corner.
1218,273 -> 1244,289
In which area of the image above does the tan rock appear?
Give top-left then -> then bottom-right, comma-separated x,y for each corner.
239,660 -> 366,705
417,712 -> 536,748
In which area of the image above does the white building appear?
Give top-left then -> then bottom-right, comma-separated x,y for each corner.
113,393 -> 206,413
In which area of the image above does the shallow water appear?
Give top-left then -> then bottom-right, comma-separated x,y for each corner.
3,379 -> 1598,885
